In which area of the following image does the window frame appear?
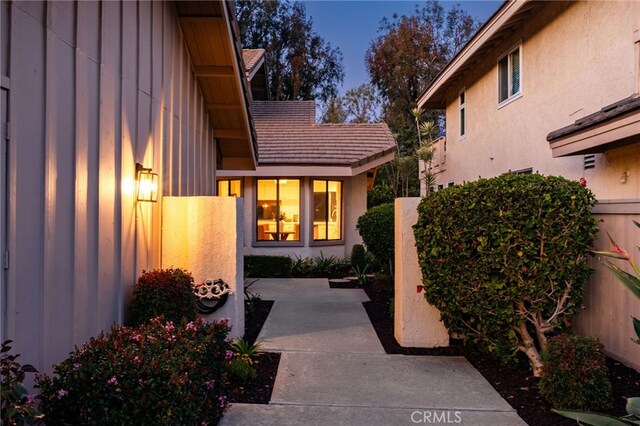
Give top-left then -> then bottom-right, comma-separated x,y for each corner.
497,42 -> 523,108
310,179 -> 344,244
253,178 -> 304,247
459,88 -> 466,140
216,178 -> 243,197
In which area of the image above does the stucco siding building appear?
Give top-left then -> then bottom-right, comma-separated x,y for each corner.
418,0 -> 640,369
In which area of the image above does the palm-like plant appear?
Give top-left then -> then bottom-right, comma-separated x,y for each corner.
554,220 -> 640,425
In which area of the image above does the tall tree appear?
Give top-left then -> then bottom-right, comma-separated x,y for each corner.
236,1 -> 345,102
321,96 -> 347,123
344,84 -> 380,123
365,0 -> 478,131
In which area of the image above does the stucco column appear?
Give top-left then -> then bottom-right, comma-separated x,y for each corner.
162,196 -> 244,338
394,197 -> 449,347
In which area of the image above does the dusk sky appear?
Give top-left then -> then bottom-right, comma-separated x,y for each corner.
303,0 -> 503,94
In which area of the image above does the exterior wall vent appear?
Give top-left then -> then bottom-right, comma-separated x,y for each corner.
584,154 -> 596,170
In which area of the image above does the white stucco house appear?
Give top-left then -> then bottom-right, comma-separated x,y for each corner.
416,0 -> 640,369
1,0 -> 256,372
217,50 -> 397,259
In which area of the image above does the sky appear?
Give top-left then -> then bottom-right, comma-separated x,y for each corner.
303,0 -> 502,95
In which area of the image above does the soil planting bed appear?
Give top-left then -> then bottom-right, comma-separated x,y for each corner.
362,285 -> 640,426
230,299 -> 280,405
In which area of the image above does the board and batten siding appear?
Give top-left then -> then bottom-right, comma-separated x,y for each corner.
2,0 -> 217,372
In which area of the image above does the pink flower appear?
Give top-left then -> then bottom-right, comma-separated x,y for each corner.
133,356 -> 141,365
220,317 -> 229,325
185,321 -> 197,331
164,322 -> 175,332
26,394 -> 37,404
579,177 -> 587,187
205,379 -> 215,389
225,350 -> 234,361
107,376 -> 118,386
218,395 -> 227,407
131,333 -> 142,342
56,389 -> 68,399
167,335 -> 176,343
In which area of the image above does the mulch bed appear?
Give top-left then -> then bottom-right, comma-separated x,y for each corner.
229,299 -> 281,405
362,285 -> 640,426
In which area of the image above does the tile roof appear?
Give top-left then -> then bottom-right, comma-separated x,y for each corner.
252,101 -> 397,167
242,49 -> 265,77
547,95 -> 640,141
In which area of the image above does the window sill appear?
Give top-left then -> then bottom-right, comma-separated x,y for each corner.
252,241 -> 305,248
458,134 -> 467,142
497,92 -> 522,110
309,239 -> 345,247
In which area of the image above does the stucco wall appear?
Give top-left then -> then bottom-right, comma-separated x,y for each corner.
162,197 -> 244,339
239,174 -> 367,260
2,0 -> 217,372
435,1 -> 639,200
394,198 -> 449,347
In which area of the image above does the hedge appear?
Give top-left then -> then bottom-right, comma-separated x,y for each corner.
356,203 -> 394,273
413,174 -> 598,376
244,255 -> 292,278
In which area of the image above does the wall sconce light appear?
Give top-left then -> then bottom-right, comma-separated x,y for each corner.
136,162 -> 159,202
620,169 -> 631,184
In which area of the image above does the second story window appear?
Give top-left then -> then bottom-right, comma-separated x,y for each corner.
459,90 -> 466,138
498,45 -> 521,104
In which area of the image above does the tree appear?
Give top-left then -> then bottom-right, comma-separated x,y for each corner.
321,96 -> 347,123
236,1 -> 345,102
366,0 -> 478,131
344,84 -> 380,123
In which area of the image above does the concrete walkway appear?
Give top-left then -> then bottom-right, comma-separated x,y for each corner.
220,278 -> 526,426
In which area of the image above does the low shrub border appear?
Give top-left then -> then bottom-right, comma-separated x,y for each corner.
244,255 -> 293,278
36,317 -> 232,425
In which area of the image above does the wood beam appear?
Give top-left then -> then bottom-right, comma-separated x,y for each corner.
194,66 -> 234,77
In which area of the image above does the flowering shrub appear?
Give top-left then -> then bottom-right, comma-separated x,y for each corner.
540,334 -> 612,411
1,340 -> 42,425
414,174 -> 598,376
127,268 -> 198,327
36,317 -> 232,425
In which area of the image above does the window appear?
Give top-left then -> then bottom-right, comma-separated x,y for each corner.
437,184 -> 444,191
459,90 -> 466,138
217,179 -> 242,197
498,45 -> 521,104
448,182 -> 455,188
256,179 -> 300,242
313,180 -> 342,241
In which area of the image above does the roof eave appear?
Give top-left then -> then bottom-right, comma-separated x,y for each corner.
417,0 -> 535,109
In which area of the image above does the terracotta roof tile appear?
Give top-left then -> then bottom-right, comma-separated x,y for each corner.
252,101 -> 397,167
242,49 -> 265,76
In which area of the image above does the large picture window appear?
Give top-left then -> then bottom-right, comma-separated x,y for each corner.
217,179 -> 242,197
256,179 -> 300,242
313,180 -> 342,241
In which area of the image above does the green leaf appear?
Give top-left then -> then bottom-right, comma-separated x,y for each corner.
603,262 -> 640,299
633,318 -> 640,344
552,409 -> 635,425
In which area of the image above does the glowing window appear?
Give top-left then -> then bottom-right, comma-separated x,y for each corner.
217,179 -> 242,197
313,180 -> 342,241
256,179 -> 300,242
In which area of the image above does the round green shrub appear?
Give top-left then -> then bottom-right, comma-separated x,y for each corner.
127,268 -> 198,327
357,203 -> 394,273
36,317 -> 233,425
413,174 -> 598,374
540,334 -> 612,411
350,244 -> 368,271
